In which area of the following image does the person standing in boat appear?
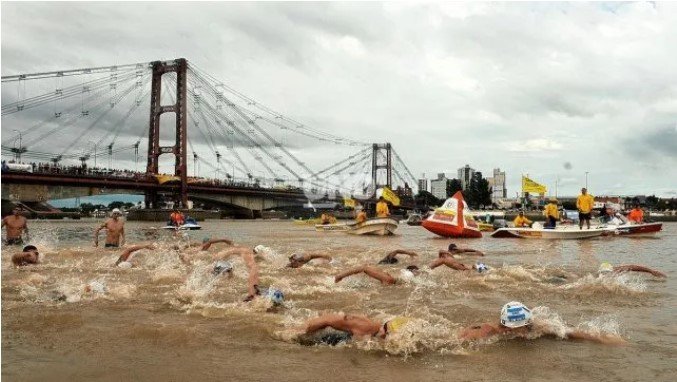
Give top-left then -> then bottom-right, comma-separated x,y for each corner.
376,196 -> 390,218
543,198 -> 560,229
576,188 -> 595,230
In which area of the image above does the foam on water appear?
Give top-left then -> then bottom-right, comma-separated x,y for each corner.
560,273 -> 647,294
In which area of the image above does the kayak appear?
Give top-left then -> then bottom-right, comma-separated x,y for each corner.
422,191 -> 482,238
491,226 -> 607,239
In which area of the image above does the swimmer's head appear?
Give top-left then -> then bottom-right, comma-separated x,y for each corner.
267,288 -> 284,305
111,208 -> 122,217
213,261 -> 233,276
598,262 -> 614,274
289,253 -> 304,262
384,317 -> 411,336
448,243 -> 458,251
475,262 -> 488,273
22,245 -> 38,254
202,237 -> 211,243
253,245 -> 267,254
406,265 -> 420,274
500,301 -> 532,328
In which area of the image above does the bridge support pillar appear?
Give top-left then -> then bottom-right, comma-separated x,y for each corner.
146,58 -> 189,208
371,143 -> 392,196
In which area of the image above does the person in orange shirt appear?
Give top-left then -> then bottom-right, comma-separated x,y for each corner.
170,209 -> 185,227
355,208 -> 368,224
576,188 -> 595,230
627,204 -> 644,223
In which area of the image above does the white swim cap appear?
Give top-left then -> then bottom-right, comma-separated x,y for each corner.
213,260 -> 233,275
598,262 -> 614,274
500,301 -> 532,328
111,208 -> 122,215
475,262 -> 489,273
117,261 -> 133,269
87,281 -> 107,294
399,269 -> 415,281
253,245 -> 267,254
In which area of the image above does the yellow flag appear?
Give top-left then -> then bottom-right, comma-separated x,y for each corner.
343,197 -> 356,208
381,187 -> 401,206
522,176 -> 547,194
155,174 -> 180,184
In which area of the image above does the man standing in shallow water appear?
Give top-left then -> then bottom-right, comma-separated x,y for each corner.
2,207 -> 29,245
94,208 -> 125,248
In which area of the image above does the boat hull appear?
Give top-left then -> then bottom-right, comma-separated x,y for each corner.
162,224 -> 202,230
491,227 -> 606,239
347,218 -> 399,236
606,222 -> 662,237
421,219 -> 482,238
315,223 -> 351,232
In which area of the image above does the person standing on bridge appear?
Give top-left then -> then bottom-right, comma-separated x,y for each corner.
2,206 -> 29,245
376,197 -> 390,218
94,208 -> 125,248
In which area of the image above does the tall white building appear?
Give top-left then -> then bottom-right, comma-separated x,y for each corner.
489,168 -> 507,202
417,173 -> 428,193
457,164 -> 475,190
430,173 -> 448,200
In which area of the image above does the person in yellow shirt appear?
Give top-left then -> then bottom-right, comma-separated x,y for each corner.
543,198 -> 559,229
355,209 -> 368,224
576,188 -> 595,230
513,211 -> 532,227
375,197 -> 390,218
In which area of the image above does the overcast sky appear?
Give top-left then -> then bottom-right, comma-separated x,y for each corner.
2,1 -> 676,197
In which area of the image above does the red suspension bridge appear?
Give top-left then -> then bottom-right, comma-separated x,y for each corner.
1,58 -> 417,214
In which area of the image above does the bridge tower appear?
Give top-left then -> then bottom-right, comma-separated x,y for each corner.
145,58 -> 189,208
371,143 -> 392,196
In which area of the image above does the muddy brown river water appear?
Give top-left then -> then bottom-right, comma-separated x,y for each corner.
2,219 -> 676,381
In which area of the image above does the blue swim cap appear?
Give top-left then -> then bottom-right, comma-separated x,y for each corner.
268,288 -> 284,305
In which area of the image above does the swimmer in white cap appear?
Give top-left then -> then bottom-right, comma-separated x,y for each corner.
458,301 -> 625,345
597,262 -> 666,278
334,265 -> 420,285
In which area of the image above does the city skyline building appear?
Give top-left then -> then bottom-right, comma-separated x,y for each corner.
430,173 -> 448,200
457,164 -> 475,190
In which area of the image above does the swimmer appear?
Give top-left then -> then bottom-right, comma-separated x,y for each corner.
439,243 -> 484,258
287,252 -> 333,268
175,237 -> 234,251
377,249 -> 419,265
115,243 -> 156,266
212,260 -> 234,276
2,206 -> 29,245
296,313 -> 410,345
598,262 -> 666,278
11,245 -> 40,266
94,208 -> 125,248
458,301 -> 626,345
334,265 -> 420,285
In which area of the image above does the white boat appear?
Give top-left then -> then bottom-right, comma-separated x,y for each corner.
315,217 -> 399,235
347,217 -> 399,236
315,223 -> 351,232
491,226 -> 607,239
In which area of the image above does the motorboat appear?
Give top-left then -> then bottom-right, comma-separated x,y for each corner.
347,217 -> 398,235
315,217 -> 399,236
421,191 -> 482,238
491,225 -> 607,239
162,217 -> 202,230
603,222 -> 662,237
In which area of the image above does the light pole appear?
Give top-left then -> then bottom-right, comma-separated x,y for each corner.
89,141 -> 98,168
12,130 -> 23,162
585,171 -> 589,189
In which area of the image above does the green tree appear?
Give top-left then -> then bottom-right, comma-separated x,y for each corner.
108,201 -> 126,210
415,190 -> 442,209
446,178 -> 463,198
